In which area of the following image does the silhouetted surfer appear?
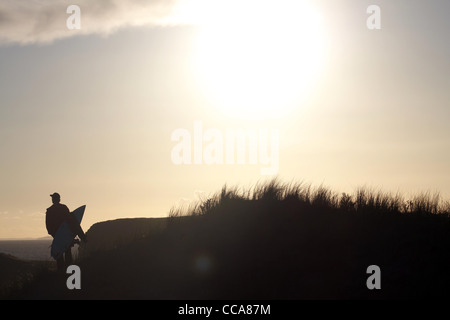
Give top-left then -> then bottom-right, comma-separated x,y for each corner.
46,193 -> 87,272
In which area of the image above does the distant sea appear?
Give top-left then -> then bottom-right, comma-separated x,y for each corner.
0,240 -> 53,261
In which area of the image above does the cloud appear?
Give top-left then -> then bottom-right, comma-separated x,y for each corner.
0,0 -> 182,45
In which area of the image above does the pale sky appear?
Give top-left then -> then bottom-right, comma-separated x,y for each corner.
1,0 -> 450,238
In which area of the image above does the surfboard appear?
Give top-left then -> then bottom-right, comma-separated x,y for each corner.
50,205 -> 86,260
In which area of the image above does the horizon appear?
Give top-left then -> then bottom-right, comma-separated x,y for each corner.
1,0 -> 450,239
0,236 -> 52,241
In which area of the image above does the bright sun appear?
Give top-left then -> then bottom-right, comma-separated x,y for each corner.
192,0 -> 327,119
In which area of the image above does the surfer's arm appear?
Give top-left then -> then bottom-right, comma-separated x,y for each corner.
45,209 -> 56,237
65,209 -> 87,242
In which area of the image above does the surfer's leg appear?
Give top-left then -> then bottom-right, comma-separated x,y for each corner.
56,256 -> 65,273
65,247 -> 73,267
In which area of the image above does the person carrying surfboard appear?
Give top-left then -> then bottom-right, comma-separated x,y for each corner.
46,193 -> 87,272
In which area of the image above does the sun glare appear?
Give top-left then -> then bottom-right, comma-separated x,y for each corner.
193,0 -> 327,119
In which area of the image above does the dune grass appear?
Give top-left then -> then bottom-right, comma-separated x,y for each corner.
169,178 -> 450,218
